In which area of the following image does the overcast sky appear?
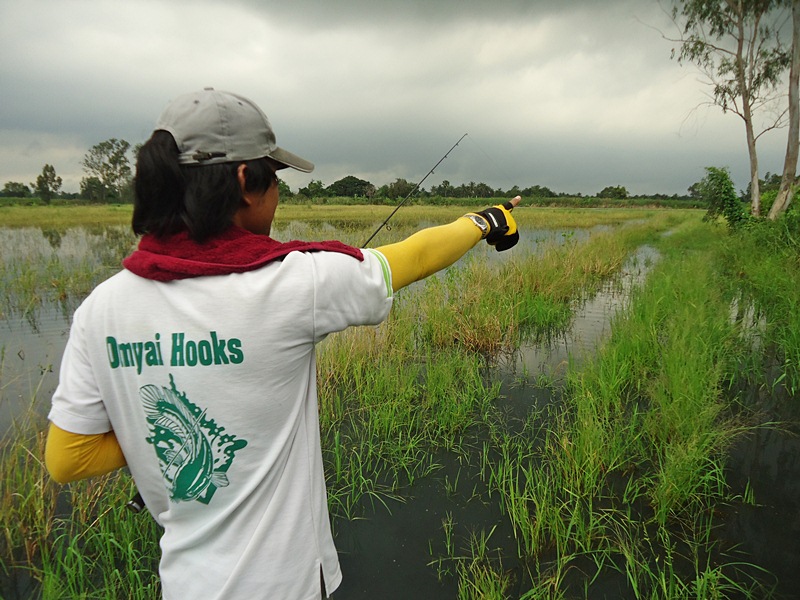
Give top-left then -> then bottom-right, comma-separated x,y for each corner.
0,0 -> 792,197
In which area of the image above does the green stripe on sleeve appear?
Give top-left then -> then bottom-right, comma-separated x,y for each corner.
365,249 -> 393,298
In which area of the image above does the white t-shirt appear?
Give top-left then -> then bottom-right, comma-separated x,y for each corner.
49,248 -> 393,600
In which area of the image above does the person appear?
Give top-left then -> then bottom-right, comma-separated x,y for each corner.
44,87 -> 520,600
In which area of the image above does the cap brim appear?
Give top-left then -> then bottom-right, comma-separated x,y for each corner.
268,147 -> 314,173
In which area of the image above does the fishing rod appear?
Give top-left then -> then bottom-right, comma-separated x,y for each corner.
361,133 -> 468,248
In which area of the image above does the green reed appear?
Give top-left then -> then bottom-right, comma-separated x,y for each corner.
713,219 -> 800,396
316,212 -> 684,523
416,211 -> 681,357
5,206 -> 792,598
0,418 -> 161,599
472,215 -> 780,598
317,306 -> 496,519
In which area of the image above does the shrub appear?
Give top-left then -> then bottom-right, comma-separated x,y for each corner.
699,167 -> 748,230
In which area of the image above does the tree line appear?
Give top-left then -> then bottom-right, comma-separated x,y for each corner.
3,138 -> 701,205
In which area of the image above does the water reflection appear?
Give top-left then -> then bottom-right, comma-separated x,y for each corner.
724,377 -> 800,596
0,308 -> 68,437
506,244 -> 659,386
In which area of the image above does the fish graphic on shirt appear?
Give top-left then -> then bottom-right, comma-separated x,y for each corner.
141,375 -> 247,504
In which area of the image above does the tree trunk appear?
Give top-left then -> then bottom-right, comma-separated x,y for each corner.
746,119 -> 761,216
770,0 -> 800,220
734,6 -> 762,216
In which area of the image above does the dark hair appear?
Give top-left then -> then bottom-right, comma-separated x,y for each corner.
133,130 -> 276,243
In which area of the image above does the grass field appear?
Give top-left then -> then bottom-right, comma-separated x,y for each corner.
1,205 -> 797,598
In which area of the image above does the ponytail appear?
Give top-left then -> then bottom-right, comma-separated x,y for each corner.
132,131 -> 187,238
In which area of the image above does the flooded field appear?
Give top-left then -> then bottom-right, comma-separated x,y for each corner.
1,207 -> 798,599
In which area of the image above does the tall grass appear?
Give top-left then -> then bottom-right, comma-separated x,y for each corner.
473,216 -> 782,598
4,207 -> 796,598
0,421 -> 161,599
714,219 -> 800,395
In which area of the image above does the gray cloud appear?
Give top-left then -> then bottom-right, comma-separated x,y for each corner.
0,0 -> 789,197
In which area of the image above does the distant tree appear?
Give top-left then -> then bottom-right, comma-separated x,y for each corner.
597,185 -> 629,199
669,0 -> 792,216
699,166 -> 748,229
430,180 -> 456,197
382,178 -> 417,200
81,138 -> 132,201
1,181 -> 31,197
687,180 -> 703,199
454,182 -> 478,197
472,182 -> 495,197
522,184 -> 556,197
32,164 -> 62,204
742,170 -> 783,201
327,175 -> 374,197
297,179 -> 330,199
80,176 -> 109,203
277,179 -> 293,197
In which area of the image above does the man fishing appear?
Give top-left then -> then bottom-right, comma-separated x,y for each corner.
44,87 -> 520,599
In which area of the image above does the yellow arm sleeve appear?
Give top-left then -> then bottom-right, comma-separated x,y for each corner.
45,423 -> 127,484
375,217 -> 483,292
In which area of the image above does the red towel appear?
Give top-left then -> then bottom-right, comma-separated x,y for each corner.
123,226 -> 363,282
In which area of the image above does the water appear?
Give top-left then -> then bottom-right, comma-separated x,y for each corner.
510,244 -> 658,384
0,308 -> 68,437
722,372 -> 800,597
332,244 -> 800,598
0,224 -> 591,435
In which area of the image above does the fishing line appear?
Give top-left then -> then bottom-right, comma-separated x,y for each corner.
361,133 -> 468,248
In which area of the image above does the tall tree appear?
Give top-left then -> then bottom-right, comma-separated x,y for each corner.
81,138 -> 131,201
32,163 -> 62,204
770,0 -> 800,218
670,0 -> 791,216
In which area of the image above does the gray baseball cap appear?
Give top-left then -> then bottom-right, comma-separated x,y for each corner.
155,87 -> 314,172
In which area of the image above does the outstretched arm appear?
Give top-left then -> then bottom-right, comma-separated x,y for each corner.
376,197 -> 520,292
45,423 -> 127,484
